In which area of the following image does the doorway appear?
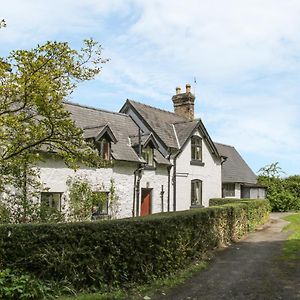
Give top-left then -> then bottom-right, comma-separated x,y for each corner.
141,188 -> 152,216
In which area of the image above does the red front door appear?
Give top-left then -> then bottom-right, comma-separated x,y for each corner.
141,189 -> 152,216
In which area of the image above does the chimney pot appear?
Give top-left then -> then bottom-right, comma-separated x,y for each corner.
176,86 -> 181,95
186,83 -> 191,93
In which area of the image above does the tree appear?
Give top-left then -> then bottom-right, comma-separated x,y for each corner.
0,39 -> 108,222
258,162 -> 299,212
0,19 -> 6,28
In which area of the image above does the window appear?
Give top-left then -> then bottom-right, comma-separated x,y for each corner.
191,180 -> 202,206
142,146 -> 154,166
223,183 -> 235,197
191,136 -> 202,161
41,192 -> 62,211
98,138 -> 111,161
91,192 -> 109,219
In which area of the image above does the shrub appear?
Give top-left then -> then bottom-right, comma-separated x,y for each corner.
0,268 -> 50,300
210,198 -> 270,231
258,163 -> 300,212
0,199 -> 269,291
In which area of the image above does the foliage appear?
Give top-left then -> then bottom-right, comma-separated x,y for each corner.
0,268 -> 51,299
0,39 -> 108,213
0,201 -> 11,223
108,179 -> 120,219
67,176 -> 107,221
258,162 -> 300,211
210,198 -> 270,231
0,19 -> 6,28
0,199 -> 269,292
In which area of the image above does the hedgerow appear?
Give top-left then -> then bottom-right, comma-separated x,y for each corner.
0,199 -> 269,292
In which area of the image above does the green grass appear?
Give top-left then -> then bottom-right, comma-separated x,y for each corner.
282,213 -> 300,261
58,260 -> 207,300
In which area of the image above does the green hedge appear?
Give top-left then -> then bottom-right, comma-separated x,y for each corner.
210,198 -> 270,231
0,199 -> 269,290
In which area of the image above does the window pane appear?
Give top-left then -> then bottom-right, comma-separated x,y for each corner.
92,192 -> 109,218
223,184 -> 235,197
100,139 -> 110,160
142,147 -> 154,166
191,180 -> 202,206
41,193 -> 61,211
191,137 -> 202,161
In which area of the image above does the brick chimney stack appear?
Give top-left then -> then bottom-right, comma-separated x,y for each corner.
172,83 -> 195,120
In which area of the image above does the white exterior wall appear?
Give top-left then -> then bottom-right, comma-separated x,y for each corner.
38,155 -> 170,219
175,130 -> 222,210
38,157 -> 137,218
140,166 -> 169,214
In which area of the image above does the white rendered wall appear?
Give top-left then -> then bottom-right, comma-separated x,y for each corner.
175,130 -> 222,210
139,165 -> 169,214
38,155 -> 170,219
38,156 -> 138,218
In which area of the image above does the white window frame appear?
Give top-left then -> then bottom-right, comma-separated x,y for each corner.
223,183 -> 235,197
191,179 -> 203,207
40,192 -> 62,211
191,136 -> 202,161
91,191 -> 109,219
142,146 -> 155,167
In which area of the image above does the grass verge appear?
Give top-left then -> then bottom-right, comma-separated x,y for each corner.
58,260 -> 208,300
282,213 -> 300,261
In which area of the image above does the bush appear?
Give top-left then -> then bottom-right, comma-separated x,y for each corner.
258,175 -> 300,212
210,198 -> 270,231
0,269 -> 50,299
0,199 -> 269,291
257,163 -> 300,212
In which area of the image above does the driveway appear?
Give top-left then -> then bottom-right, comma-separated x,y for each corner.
154,213 -> 300,300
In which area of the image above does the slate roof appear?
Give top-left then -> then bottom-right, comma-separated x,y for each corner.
215,142 -> 257,184
122,100 -> 220,158
83,125 -> 106,139
124,100 -> 187,148
64,101 -> 170,165
173,121 -> 198,148
64,102 -> 143,163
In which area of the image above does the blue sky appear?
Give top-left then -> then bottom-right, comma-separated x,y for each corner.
1,0 -> 300,176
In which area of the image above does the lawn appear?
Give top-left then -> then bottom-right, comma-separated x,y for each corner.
282,213 -> 300,260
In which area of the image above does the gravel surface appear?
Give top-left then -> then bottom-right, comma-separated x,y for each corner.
154,213 -> 300,300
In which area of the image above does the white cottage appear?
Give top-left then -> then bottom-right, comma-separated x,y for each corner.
120,84 -> 223,211
37,84 -> 224,218
38,84 -> 264,220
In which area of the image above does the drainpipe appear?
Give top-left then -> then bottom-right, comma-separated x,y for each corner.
133,128 -> 144,217
172,150 -> 181,212
132,171 -> 137,217
135,167 -> 142,216
160,185 -> 164,212
173,156 -> 177,211
167,165 -> 171,212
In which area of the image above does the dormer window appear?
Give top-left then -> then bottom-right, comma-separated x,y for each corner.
98,138 -> 111,161
191,136 -> 202,161
142,146 -> 154,166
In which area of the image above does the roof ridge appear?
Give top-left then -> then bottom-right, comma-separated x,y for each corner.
64,100 -> 129,117
127,99 -> 188,120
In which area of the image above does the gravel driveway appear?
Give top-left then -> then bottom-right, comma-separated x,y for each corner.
154,213 -> 300,300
